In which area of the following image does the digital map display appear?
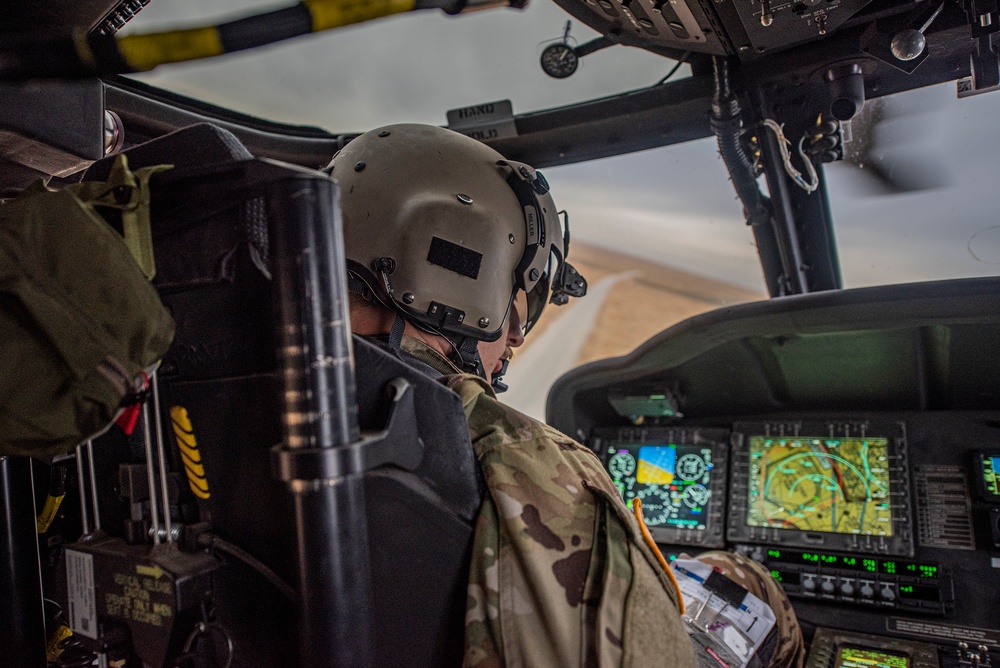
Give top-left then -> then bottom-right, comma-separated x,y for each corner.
746,436 -> 893,536
835,647 -> 909,668
606,443 -> 714,530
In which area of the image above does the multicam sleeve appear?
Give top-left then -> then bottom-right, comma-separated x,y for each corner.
445,374 -> 697,668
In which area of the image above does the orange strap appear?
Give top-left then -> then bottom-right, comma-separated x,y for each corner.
632,497 -> 685,615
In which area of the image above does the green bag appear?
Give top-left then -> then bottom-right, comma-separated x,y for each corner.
0,155 -> 175,457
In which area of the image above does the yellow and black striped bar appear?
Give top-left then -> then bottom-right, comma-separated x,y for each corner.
0,0 -> 447,79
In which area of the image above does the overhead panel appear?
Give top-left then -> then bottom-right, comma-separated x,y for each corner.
553,0 -> 886,60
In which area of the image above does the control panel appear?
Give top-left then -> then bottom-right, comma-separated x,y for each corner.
734,545 -> 954,615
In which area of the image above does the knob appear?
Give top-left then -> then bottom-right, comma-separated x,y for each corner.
840,581 -> 856,597
880,586 -> 896,601
860,583 -> 875,598
803,576 -> 817,592
821,580 -> 835,594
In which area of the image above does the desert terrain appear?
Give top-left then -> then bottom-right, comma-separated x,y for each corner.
504,242 -> 764,420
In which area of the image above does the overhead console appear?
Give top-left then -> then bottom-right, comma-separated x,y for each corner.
549,0 -> 918,59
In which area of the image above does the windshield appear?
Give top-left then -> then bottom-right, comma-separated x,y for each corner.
125,1 -> 1000,418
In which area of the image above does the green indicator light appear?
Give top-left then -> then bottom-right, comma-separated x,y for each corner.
900,586 -> 914,593
803,553 -> 819,562
863,559 -> 876,572
669,554 -> 677,561
821,555 -> 837,563
883,562 -> 897,574
770,570 -> 782,581
767,549 -> 781,559
842,557 -> 856,566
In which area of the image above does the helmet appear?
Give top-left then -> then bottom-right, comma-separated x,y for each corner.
330,123 -> 585,345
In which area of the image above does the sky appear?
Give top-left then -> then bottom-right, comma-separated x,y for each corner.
125,0 -> 1000,291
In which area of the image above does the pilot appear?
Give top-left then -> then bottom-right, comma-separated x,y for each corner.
327,123 -> 804,668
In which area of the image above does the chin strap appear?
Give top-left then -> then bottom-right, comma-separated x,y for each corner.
455,336 -> 482,376
451,335 -> 507,393
385,314 -> 509,394
492,359 -> 509,394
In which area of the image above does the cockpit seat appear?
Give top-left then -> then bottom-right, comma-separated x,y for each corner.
82,123 -> 483,667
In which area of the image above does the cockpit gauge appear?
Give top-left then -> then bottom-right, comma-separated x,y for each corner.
683,484 -> 710,508
540,43 -> 579,79
609,452 -> 636,478
677,453 -> 707,481
637,485 -> 674,525
595,427 -> 729,547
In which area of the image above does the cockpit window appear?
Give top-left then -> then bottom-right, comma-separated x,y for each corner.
124,0 -> 676,130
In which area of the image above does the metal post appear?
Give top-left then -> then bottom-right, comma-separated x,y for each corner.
270,175 -> 371,667
150,373 -> 173,542
0,456 -> 46,667
142,402 -> 162,545
85,440 -> 102,532
75,443 -> 90,535
758,120 -> 811,295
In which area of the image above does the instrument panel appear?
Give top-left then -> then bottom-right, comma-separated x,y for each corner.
592,413 -> 1000,641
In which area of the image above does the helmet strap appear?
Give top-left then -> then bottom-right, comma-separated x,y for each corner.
388,312 -> 407,351
454,335 -> 482,377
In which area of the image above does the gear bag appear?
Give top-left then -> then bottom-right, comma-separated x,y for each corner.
0,155 -> 175,457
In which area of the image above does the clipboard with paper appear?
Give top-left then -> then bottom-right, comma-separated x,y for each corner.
671,558 -> 778,668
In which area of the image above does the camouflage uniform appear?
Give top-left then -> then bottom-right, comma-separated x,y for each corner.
393,339 -> 693,667
398,337 -> 802,668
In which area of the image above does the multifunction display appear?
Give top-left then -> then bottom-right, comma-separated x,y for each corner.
835,647 -> 909,668
976,450 -> 1000,501
728,422 -> 913,556
746,436 -> 893,536
595,427 -> 728,547
608,444 -> 713,529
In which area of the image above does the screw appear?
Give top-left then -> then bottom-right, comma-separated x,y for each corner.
478,317 -> 490,328
529,268 -> 540,281
354,161 -> 366,172
378,130 -> 391,137
457,194 -> 473,205
402,293 -> 414,304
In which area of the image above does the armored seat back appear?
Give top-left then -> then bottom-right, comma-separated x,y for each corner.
83,124 -> 482,667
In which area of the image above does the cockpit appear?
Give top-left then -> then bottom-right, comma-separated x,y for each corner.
1,0 -> 998,667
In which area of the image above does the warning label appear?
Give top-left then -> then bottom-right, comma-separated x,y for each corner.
66,550 -> 97,639
887,618 -> 1000,647
104,567 -> 174,628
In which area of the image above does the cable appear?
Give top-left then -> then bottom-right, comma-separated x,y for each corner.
761,119 -> 819,193
198,534 -> 297,602
632,498 -> 685,614
656,51 -> 691,85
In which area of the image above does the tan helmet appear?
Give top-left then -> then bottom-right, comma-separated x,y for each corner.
329,123 -> 585,344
